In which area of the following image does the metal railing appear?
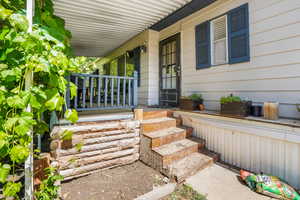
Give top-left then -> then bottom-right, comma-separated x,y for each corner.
66,71 -> 138,111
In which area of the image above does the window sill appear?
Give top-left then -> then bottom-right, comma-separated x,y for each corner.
195,60 -> 250,71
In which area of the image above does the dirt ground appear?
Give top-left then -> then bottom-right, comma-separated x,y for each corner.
62,161 -> 166,200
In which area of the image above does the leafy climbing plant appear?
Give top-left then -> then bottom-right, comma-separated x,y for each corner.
0,0 -> 83,198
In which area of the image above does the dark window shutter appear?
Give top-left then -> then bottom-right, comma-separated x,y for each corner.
195,21 -> 211,69
133,47 -> 141,86
103,63 -> 110,75
117,56 -> 125,76
228,3 -> 250,64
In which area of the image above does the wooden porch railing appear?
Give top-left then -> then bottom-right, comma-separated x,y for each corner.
66,71 -> 138,111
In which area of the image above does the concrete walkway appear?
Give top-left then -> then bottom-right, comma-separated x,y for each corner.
186,164 -> 274,200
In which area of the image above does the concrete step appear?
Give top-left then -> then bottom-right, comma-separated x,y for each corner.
143,127 -> 186,148
166,152 -> 213,183
141,117 -> 176,133
143,110 -> 169,120
153,139 -> 198,166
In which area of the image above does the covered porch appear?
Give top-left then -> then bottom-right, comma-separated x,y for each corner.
48,0 -> 300,199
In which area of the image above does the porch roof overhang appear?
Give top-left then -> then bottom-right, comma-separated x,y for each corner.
53,0 -> 215,57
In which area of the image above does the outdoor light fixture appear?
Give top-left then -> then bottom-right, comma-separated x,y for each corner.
140,45 -> 147,53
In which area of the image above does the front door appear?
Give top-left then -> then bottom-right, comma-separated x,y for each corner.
159,33 -> 181,107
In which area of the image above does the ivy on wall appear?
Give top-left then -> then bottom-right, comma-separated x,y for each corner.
0,0 -> 83,198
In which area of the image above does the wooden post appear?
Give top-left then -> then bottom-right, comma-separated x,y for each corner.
133,71 -> 138,106
25,0 -> 34,199
134,109 -> 143,121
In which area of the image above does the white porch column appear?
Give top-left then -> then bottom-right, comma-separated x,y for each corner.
25,0 -> 34,199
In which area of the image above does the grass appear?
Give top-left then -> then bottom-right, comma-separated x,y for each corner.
162,184 -> 207,200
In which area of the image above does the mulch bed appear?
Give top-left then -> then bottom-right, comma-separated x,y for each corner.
62,161 -> 166,200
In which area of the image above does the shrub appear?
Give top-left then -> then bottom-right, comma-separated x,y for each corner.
220,95 -> 242,104
181,94 -> 203,101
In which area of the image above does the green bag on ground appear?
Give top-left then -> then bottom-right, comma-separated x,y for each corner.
240,170 -> 300,200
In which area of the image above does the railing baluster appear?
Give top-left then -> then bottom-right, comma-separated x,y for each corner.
117,78 -> 120,106
111,78 -> 114,106
104,77 -> 108,107
90,77 -> 93,108
68,73 -> 138,111
97,77 -> 101,107
74,76 -> 78,109
128,79 -> 132,106
82,77 -> 87,108
133,71 -> 138,106
123,78 -> 126,106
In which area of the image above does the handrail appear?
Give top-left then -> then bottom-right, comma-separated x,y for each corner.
66,71 -> 138,111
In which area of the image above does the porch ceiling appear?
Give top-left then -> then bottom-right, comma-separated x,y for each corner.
53,0 -> 193,57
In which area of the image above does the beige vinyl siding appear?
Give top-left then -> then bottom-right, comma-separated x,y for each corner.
159,0 -> 300,119
101,30 -> 160,106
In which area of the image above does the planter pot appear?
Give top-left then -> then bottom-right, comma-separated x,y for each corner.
251,105 -> 263,117
220,101 -> 252,117
263,102 -> 279,120
179,99 -> 203,111
199,104 -> 205,111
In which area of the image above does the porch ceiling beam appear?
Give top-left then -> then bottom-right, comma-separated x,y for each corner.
151,0 -> 217,31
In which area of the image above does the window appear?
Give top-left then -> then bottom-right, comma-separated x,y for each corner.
211,16 -> 228,65
101,47 -> 141,86
195,4 -> 249,69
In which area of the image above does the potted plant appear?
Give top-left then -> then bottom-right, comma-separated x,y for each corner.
220,94 -> 252,117
179,94 -> 203,111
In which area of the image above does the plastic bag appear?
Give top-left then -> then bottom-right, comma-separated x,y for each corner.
240,170 -> 300,200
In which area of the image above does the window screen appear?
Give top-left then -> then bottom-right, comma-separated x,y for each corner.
212,16 -> 227,65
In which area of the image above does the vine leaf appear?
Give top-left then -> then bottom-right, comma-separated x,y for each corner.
0,139 -> 9,158
64,109 -> 78,123
69,82 -> 77,99
9,145 -> 29,164
7,95 -> 26,109
61,130 -> 73,141
30,95 -> 42,109
45,93 -> 64,111
3,181 -> 22,198
8,13 -> 28,32
0,164 -> 11,183
4,117 -> 18,131
34,121 -> 49,135
0,4 -> 12,20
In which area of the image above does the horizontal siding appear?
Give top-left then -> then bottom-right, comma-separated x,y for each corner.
159,0 -> 300,119
177,112 -> 300,189
101,30 -> 160,106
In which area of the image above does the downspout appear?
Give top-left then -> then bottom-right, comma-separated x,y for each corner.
25,0 -> 34,199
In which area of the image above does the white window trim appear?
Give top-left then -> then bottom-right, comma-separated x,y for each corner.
210,15 -> 229,66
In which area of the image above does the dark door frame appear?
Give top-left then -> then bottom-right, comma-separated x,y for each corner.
159,32 -> 181,107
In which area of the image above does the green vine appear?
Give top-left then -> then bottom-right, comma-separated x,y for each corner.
0,0 -> 83,198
